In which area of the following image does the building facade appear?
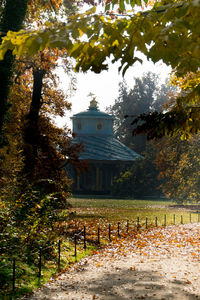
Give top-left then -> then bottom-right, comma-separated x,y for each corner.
71,100 -> 141,194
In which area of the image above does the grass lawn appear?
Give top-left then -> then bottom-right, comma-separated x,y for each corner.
68,197 -> 200,227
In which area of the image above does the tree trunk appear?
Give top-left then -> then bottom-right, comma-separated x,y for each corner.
23,68 -> 46,179
0,0 -> 28,146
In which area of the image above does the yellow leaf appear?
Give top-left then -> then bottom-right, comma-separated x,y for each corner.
112,40 -> 119,47
95,262 -> 103,267
78,28 -> 84,37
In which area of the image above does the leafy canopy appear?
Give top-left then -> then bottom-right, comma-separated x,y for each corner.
0,1 -> 199,76
0,0 -> 200,138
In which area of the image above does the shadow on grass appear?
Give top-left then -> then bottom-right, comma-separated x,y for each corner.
72,214 -> 106,219
169,204 -> 200,212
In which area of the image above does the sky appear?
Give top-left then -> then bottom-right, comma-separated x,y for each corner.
56,55 -> 171,130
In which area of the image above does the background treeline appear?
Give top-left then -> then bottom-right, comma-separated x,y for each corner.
108,72 -> 200,202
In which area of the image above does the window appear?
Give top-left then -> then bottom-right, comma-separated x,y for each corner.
76,120 -> 83,131
96,121 -> 104,131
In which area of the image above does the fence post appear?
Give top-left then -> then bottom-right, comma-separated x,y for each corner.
38,248 -> 42,279
83,226 -> 86,251
118,222 -> 120,237
109,224 -> 111,241
173,214 -> 175,225
127,220 -> 129,233
12,257 -> 16,293
155,216 -> 157,227
146,217 -> 148,229
74,233 -> 77,258
74,234 -> 77,258
181,215 -> 183,225
58,240 -> 61,270
190,213 -> 192,223
137,217 -> 140,231
98,227 -> 100,245
164,215 -> 166,226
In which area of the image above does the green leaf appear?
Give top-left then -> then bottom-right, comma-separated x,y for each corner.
112,0 -> 118,9
119,0 -> 125,12
105,3 -> 111,11
85,6 -> 96,15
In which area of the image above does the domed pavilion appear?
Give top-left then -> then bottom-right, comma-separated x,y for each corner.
71,99 -> 141,194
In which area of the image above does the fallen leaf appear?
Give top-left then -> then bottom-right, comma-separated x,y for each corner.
186,279 -> 192,284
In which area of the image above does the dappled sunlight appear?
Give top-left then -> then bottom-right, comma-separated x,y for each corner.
29,223 -> 200,299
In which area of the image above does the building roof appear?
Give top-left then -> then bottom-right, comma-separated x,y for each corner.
71,98 -> 114,120
72,135 -> 142,161
71,108 -> 113,120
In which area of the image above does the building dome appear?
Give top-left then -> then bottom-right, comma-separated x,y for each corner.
71,100 -> 114,136
71,101 -> 141,162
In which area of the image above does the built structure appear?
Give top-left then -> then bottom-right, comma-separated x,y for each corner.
71,100 -> 141,194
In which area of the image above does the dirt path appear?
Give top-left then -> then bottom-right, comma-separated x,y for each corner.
28,224 -> 200,300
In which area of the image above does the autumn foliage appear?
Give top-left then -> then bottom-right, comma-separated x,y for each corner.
0,0 -> 84,256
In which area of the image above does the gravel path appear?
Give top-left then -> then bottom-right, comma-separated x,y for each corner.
28,224 -> 200,300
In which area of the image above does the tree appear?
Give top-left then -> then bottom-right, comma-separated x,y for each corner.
0,1 -> 85,254
0,49 -> 86,255
0,0 -> 75,145
155,134 -> 200,202
0,0 -> 106,144
112,142 -> 161,198
0,1 -> 81,197
18,50 -> 73,179
0,0 -> 29,145
107,72 -> 172,153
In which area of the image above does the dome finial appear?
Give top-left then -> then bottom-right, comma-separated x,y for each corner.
88,93 -> 98,110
